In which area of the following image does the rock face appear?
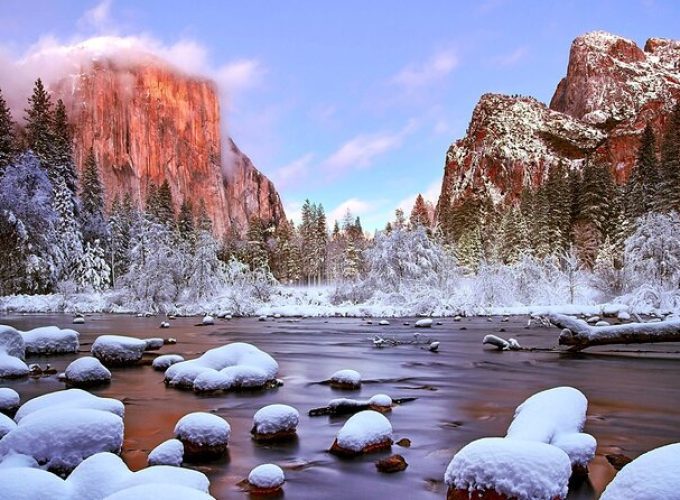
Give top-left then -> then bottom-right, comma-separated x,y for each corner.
436,31 -> 680,218
53,57 -> 285,237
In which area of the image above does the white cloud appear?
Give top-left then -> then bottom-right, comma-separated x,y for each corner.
492,46 -> 528,67
284,200 -> 304,225
271,153 -> 314,189
392,49 -> 459,90
328,198 -> 382,225
78,0 -> 115,33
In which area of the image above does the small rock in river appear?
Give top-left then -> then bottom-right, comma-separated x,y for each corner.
376,454 -> 408,473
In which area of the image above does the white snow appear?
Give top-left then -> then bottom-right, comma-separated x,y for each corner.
165,342 -> 278,392
144,338 -> 164,351
415,318 -> 433,328
0,388 -> 20,413
0,325 -> 26,358
0,467 -> 71,499
14,388 -> 124,422
248,463 -> 285,490
368,394 -> 392,408
148,439 -> 184,466
335,410 -> 392,453
379,320 -> 390,325
444,437 -> 572,500
0,413 -> 16,438
64,357 -> 112,385
23,326 -> 80,354
72,316 -> 85,324
329,369 -> 361,386
252,404 -> 299,435
507,386 -> 596,467
201,315 -> 214,325
600,442 -> 680,500
91,335 -> 148,365
0,354 -> 29,378
103,483 -> 214,500
174,412 -> 231,447
152,354 -> 184,371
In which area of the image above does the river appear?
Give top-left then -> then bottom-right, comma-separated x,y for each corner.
1,313 -> 679,499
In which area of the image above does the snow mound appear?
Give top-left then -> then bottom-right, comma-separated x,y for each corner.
0,354 -> 29,378
600,443 -> 680,500
248,463 -> 285,490
252,404 -> 299,437
23,326 -> 79,355
15,388 -> 124,422
0,412 -> 16,438
104,483 -> 215,500
64,357 -> 112,386
175,413 -> 230,447
201,315 -> 214,325
329,369 -> 361,388
415,318 -> 433,328
0,466 -> 71,499
148,439 -> 184,466
0,407 -> 123,472
165,342 -> 278,392
444,437 -> 571,500
507,386 -> 596,467
0,325 -> 26,358
0,388 -> 20,414
144,338 -> 164,351
333,410 -> 393,454
152,354 -> 184,371
368,394 -> 392,408
92,335 -> 148,366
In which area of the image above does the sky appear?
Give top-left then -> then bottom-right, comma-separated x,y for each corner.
0,1 -> 679,231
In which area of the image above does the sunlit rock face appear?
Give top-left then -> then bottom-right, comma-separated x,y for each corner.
436,31 -> 680,219
54,57 -> 285,236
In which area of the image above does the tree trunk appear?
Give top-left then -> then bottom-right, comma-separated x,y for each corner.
549,313 -> 680,351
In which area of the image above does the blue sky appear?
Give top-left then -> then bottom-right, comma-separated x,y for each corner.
1,1 -> 678,230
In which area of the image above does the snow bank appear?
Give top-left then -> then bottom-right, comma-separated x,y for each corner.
444,437 -> 572,500
507,387 -> 596,468
0,413 -> 16,438
0,325 -> 25,359
148,439 -> 184,466
600,443 -> 680,500
104,484 -> 214,500
331,410 -> 393,455
64,357 -> 112,386
165,342 -> 278,392
0,388 -> 20,415
329,369 -> 361,389
92,335 -> 148,366
175,412 -> 230,461
15,389 -> 124,422
0,354 -> 29,378
0,467 -> 71,499
252,404 -> 299,439
152,354 -> 184,371
248,464 -> 284,492
23,326 -> 79,355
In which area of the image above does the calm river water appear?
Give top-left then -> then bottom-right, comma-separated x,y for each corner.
1,313 -> 679,499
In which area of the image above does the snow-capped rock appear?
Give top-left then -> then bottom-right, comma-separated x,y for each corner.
415,318 -> 433,328
148,439 -> 184,466
330,410 -> 393,456
152,354 -> 184,371
174,412 -> 230,462
201,315 -> 214,326
92,335 -> 148,366
0,388 -> 20,416
247,464 -> 284,494
251,404 -> 299,441
14,388 -> 124,422
22,326 -> 80,355
329,369 -> 362,389
64,357 -> 112,387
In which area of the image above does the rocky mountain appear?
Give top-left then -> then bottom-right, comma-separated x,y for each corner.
52,56 -> 285,237
436,31 -> 680,219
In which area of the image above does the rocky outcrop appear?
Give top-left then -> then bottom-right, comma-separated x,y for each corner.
53,57 -> 285,237
436,31 -> 680,219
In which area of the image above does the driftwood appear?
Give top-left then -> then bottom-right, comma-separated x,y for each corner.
308,397 -> 416,417
549,313 -> 680,351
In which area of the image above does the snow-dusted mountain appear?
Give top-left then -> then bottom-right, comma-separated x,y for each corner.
436,31 -> 680,219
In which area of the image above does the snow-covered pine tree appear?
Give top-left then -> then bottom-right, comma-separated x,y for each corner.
155,180 -> 175,225
52,99 -> 79,200
108,194 -> 137,285
658,103 -> 680,212
53,175 -> 84,282
591,236 -> 625,299
0,88 -> 15,170
80,148 -> 108,244
177,199 -> 195,242
626,124 -> 660,220
24,79 -> 55,170
73,239 -> 111,292
185,229 -> 224,301
409,193 -> 430,229
543,161 -> 571,251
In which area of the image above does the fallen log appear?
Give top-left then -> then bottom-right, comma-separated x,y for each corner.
549,314 -> 680,351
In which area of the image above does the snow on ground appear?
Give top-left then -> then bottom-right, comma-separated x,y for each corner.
600,442 -> 680,500
152,354 -> 184,371
14,388 -> 124,422
0,388 -> 19,414
445,437 -> 572,500
174,413 -> 231,448
91,335 -> 148,366
148,439 -> 184,466
333,410 -> 392,453
0,413 -> 16,438
0,354 -> 29,378
248,463 -> 285,490
329,369 -> 361,388
165,342 -> 278,392
0,326 -> 28,379
252,404 -> 299,436
22,326 -> 79,355
64,357 -> 112,386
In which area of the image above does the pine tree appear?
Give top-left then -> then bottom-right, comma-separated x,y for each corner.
658,103 -> 680,212
409,193 -> 430,229
53,175 -> 84,281
24,78 -> 55,168
626,124 -> 660,219
155,180 -> 175,225
0,88 -> 15,170
81,148 -> 107,244
543,161 -> 571,251
74,240 -> 111,292
177,199 -> 195,241
52,99 -> 78,200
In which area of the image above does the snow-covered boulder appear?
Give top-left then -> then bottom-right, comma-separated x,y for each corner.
64,357 -> 112,387
23,326 -> 79,355
201,315 -> 214,326
152,354 -> 184,371
0,325 -> 26,359
415,318 -> 433,328
148,439 -> 184,466
329,369 -> 361,389
368,394 -> 392,413
600,443 -> 680,500
251,404 -> 299,442
0,412 -> 16,438
617,310 -> 631,321
0,388 -> 20,416
379,320 -> 390,326
164,342 -> 278,392
92,335 -> 147,366
0,407 -> 124,473
507,386 -> 596,471
144,338 -> 164,351
174,412 -> 231,462
330,410 -> 393,456
0,354 -> 29,378
14,388 -> 124,422
104,484 -> 214,500
0,466 -> 71,499
73,316 -> 85,324
248,464 -> 285,495
160,321 -> 170,329
444,437 -> 572,500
